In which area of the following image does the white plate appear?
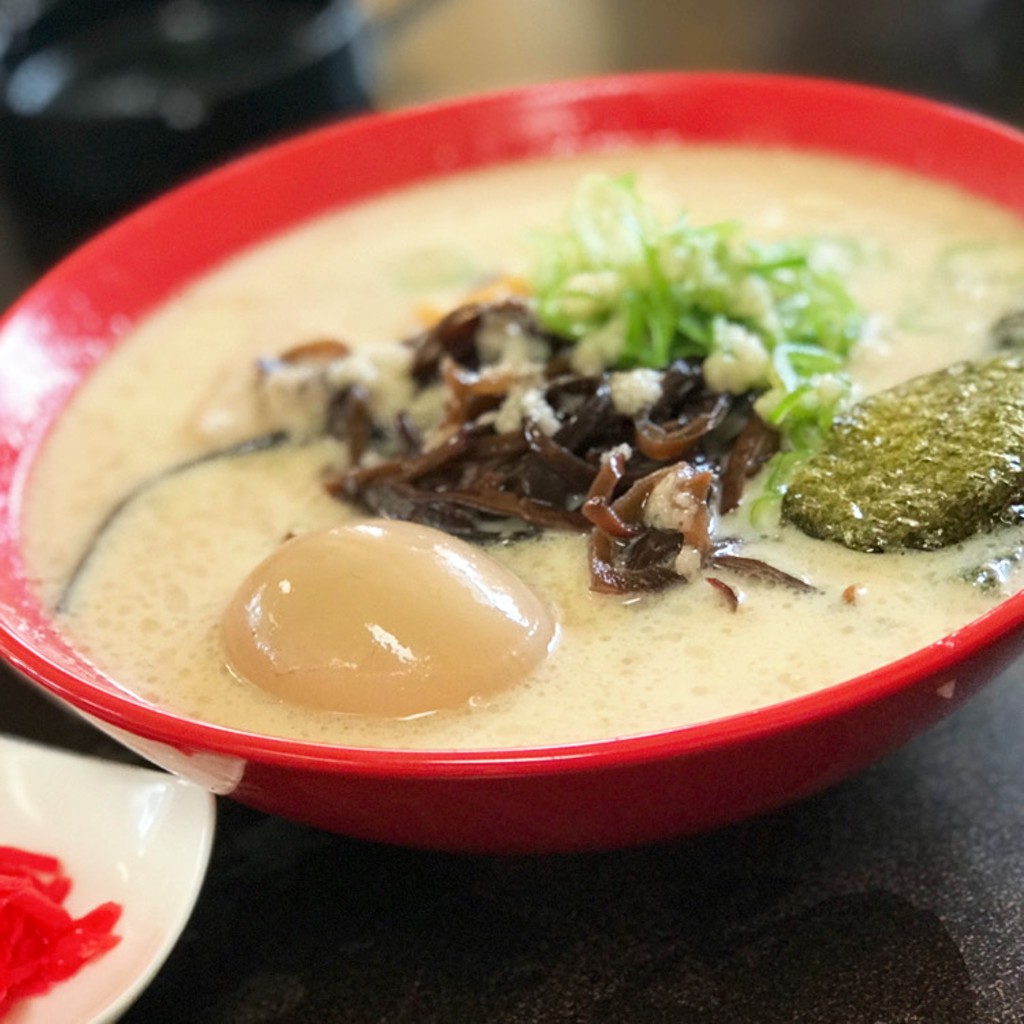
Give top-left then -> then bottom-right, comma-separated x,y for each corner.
0,733 -> 217,1023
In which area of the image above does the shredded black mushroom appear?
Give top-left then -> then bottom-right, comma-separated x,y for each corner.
316,298 -> 798,595
709,551 -> 818,593
991,306 -> 1024,351
706,576 -> 740,611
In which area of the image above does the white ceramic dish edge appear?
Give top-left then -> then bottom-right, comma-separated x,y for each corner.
0,732 -> 217,1023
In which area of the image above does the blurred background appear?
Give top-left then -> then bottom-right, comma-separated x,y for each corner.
2,0 -> 1024,307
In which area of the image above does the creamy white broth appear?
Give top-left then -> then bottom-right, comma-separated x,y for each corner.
21,144 -> 1024,748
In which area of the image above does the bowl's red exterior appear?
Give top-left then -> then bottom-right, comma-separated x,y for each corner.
2,73 -> 1024,852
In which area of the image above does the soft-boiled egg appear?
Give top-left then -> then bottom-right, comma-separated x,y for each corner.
221,519 -> 557,718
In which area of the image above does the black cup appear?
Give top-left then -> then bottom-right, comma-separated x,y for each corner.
0,0 -> 376,266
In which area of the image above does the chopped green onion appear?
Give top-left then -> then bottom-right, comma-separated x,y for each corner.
530,173 -> 867,505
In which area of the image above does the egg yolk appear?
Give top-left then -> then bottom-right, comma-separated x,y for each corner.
220,520 -> 557,718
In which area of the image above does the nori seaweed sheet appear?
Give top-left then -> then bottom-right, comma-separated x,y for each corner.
781,355 -> 1024,552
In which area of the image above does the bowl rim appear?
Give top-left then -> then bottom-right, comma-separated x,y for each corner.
3,69 -> 1024,779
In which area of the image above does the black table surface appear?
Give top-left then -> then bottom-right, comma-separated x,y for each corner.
2,105 -> 1024,1024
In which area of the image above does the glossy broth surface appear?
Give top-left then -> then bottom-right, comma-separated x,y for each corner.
22,145 -> 1024,748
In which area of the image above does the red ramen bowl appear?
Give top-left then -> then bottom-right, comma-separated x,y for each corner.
2,73 -> 1024,854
